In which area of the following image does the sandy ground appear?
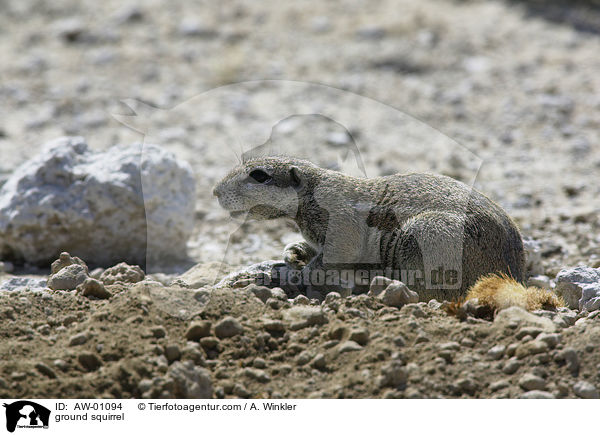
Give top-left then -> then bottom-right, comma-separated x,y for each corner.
0,0 -> 599,398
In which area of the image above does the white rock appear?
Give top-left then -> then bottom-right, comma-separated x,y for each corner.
372,279 -> 418,308
586,297 -> 600,313
573,381 -> 599,399
494,306 -> 556,332
48,264 -> 88,290
0,137 -> 195,268
555,266 -> 600,311
0,277 -> 47,292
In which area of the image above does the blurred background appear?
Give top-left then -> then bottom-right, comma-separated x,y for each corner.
0,0 -> 599,275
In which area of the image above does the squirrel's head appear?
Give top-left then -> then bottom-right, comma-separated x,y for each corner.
213,156 -> 316,220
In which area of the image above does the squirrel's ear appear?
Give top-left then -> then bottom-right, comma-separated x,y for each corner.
289,166 -> 302,189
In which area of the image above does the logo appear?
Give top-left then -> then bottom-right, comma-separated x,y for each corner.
3,401 -> 50,433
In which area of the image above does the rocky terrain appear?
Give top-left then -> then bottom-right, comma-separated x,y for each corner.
1,0 -> 599,398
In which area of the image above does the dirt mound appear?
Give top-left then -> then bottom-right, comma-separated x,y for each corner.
1,280 -> 598,399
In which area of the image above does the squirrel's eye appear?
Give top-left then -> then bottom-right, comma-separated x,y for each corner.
249,169 -> 272,184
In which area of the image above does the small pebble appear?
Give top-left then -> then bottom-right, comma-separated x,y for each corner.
520,390 -> 555,399
348,328 -> 369,346
554,347 -> 580,376
35,362 -> 57,379
310,353 -> 327,370
150,326 -> 167,339
324,292 -> 342,305
439,342 -> 460,351
515,340 -> 549,359
393,335 -> 406,347
295,350 -> 313,366
270,287 -> 287,301
78,352 -> 103,371
68,332 -> 88,346
489,380 -> 509,392
199,337 -> 219,350
263,319 -> 286,334
573,381 -> 599,399
253,358 -> 267,369
454,377 -> 479,396
503,357 -> 522,375
337,341 -> 363,353
214,316 -> 243,339
78,278 -> 111,299
487,344 -> 506,360
185,321 -> 211,341
414,332 -> 430,344
164,344 -> 181,363
535,332 -> 560,349
292,295 -> 310,305
519,373 -> 547,391
516,327 -> 543,339
53,359 -> 69,371
243,368 -> 270,383
378,361 -> 407,388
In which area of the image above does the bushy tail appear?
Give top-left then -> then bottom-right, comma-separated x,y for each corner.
466,273 -> 564,312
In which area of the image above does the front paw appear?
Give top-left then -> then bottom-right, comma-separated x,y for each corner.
283,242 -> 312,270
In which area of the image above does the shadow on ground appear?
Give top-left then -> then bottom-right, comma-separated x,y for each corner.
505,0 -> 600,34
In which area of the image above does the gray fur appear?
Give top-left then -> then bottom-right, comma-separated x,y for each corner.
213,156 -> 525,301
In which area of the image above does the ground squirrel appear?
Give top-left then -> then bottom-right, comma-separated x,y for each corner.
213,156 -> 525,301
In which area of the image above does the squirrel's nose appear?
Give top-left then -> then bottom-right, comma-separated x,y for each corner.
212,184 -> 222,197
